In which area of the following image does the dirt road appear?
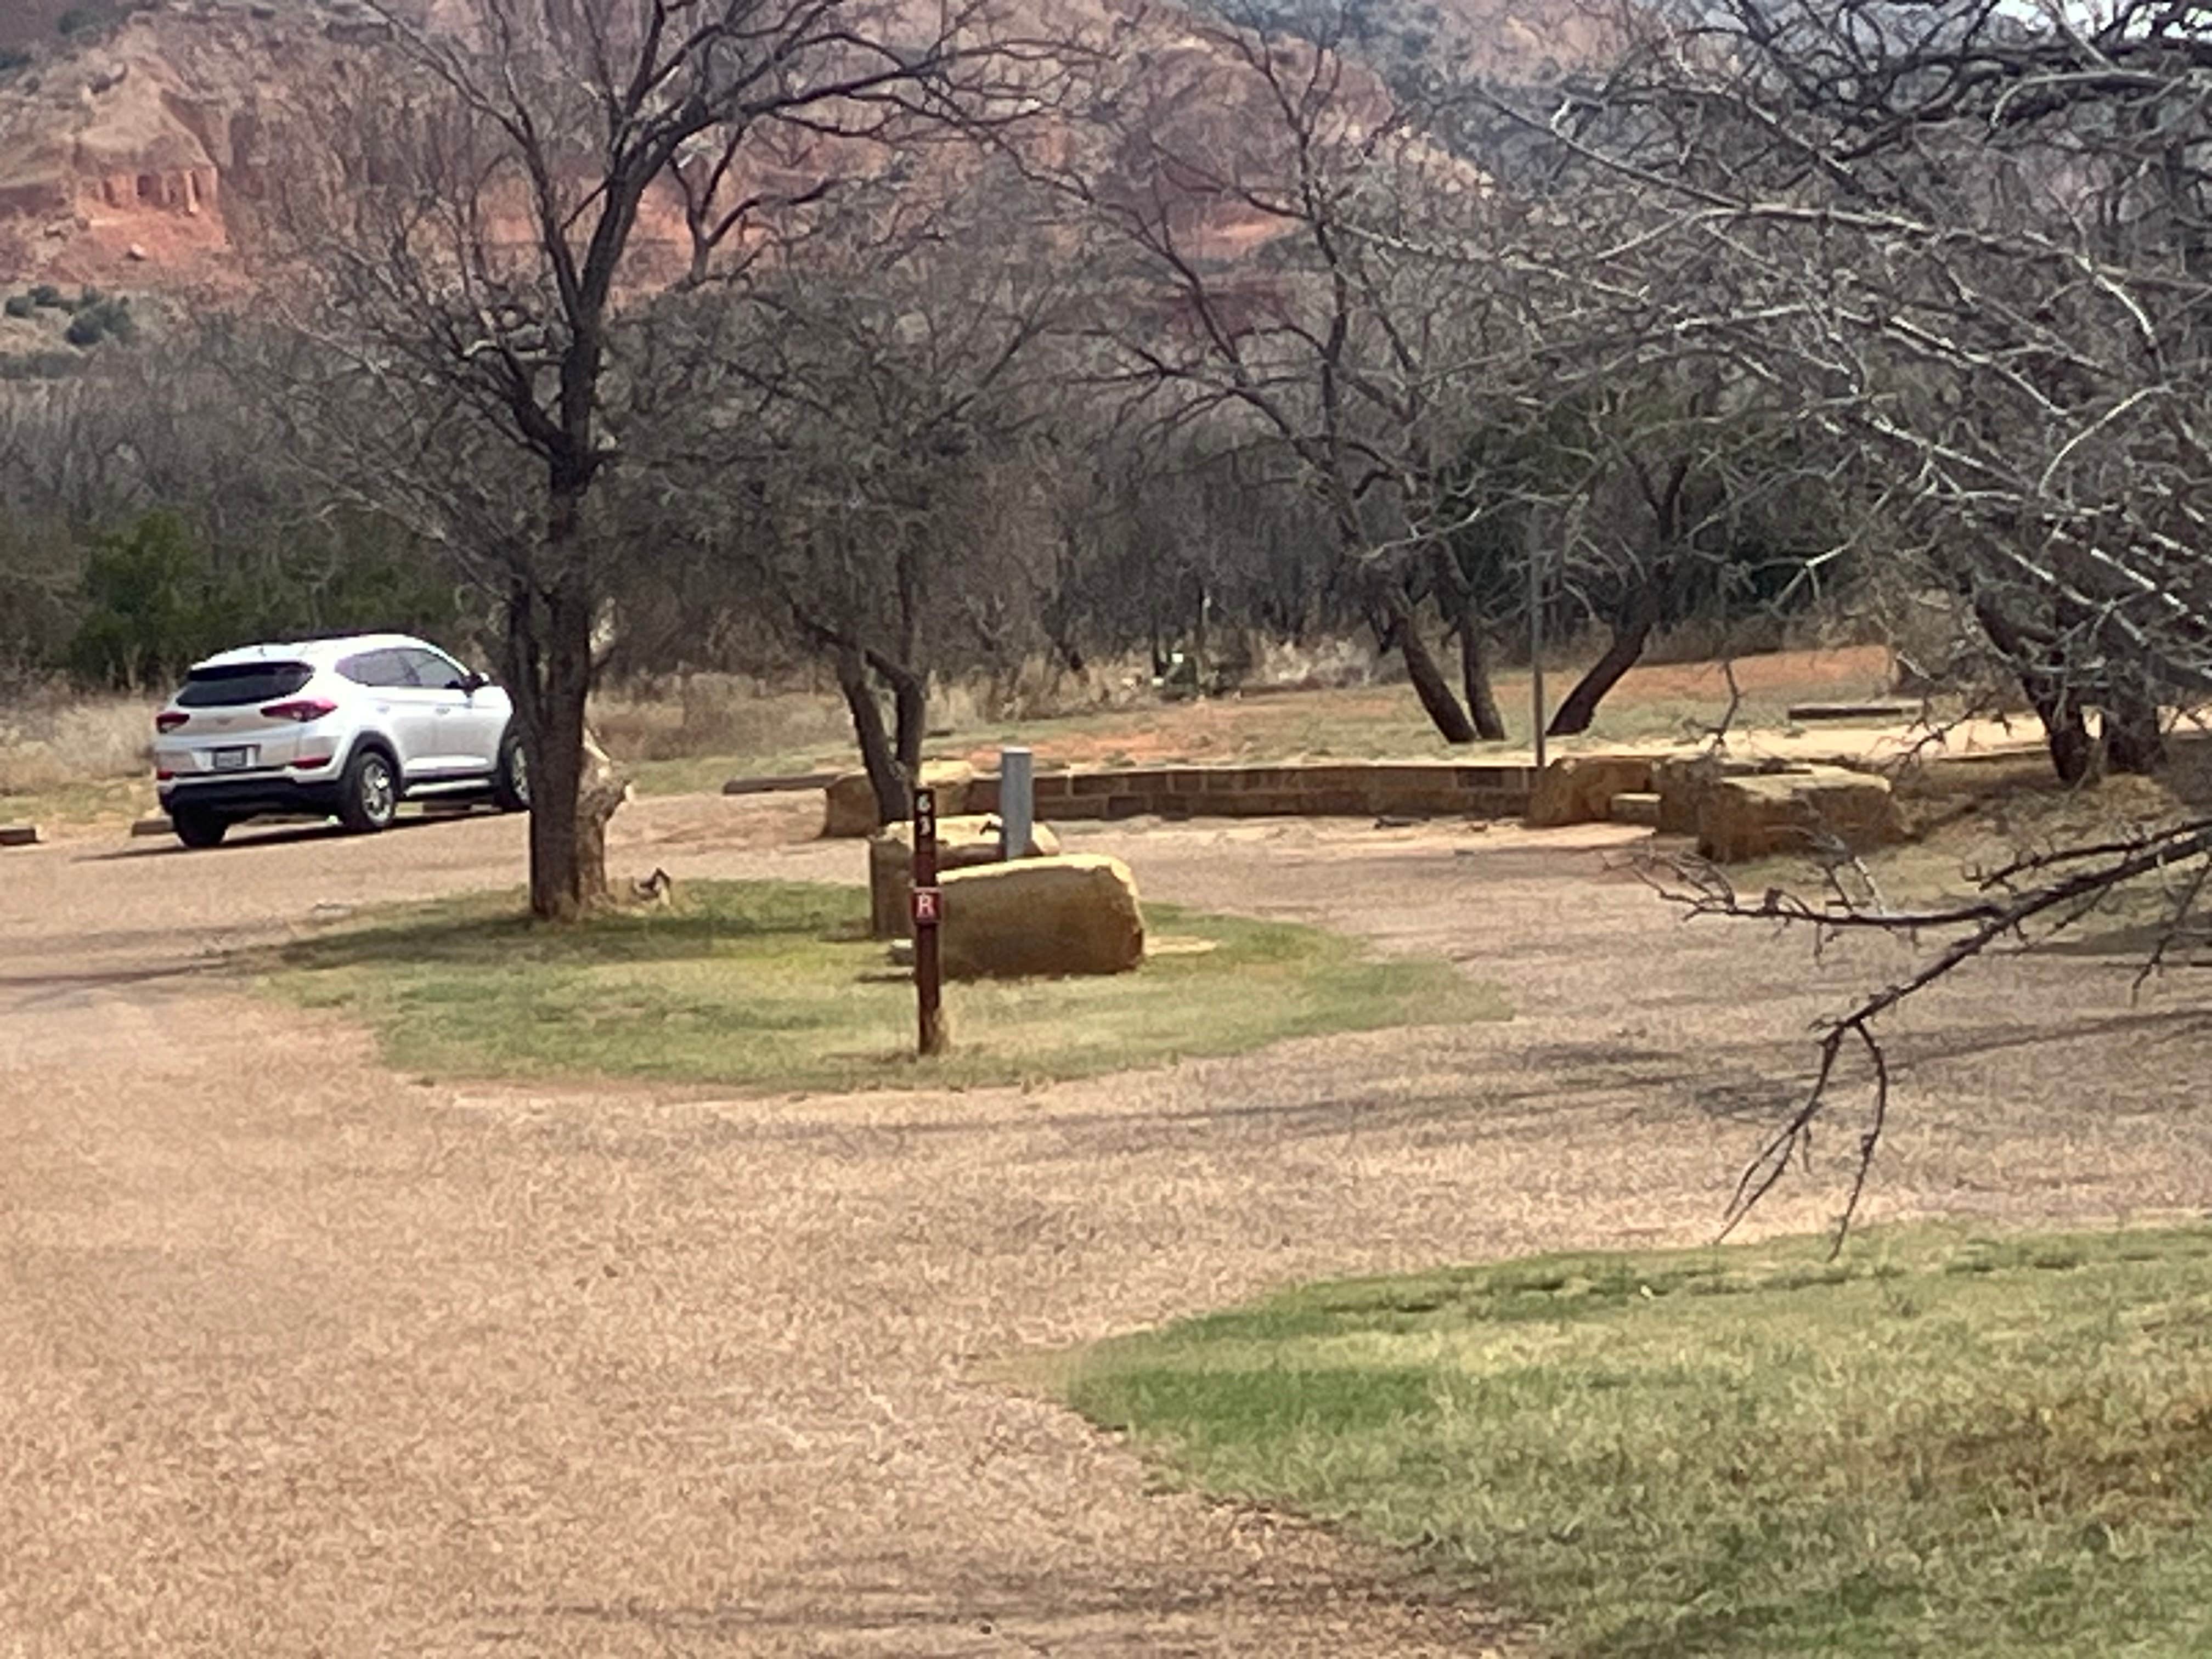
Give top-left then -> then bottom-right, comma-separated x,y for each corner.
3,799 -> 2205,1655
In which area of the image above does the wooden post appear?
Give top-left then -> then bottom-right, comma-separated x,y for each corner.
912,784 -> 946,1057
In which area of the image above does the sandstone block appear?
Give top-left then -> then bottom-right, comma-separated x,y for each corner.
1609,792 -> 1663,828
1696,765 -> 1904,863
1525,755 -> 1657,827
821,759 -> 975,838
867,814 -> 1060,939
939,854 -> 1144,979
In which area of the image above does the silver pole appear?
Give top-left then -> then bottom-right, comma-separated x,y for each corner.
998,746 -> 1034,860
1529,519 -> 1547,771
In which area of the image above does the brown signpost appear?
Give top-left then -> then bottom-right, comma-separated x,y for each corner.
911,785 -> 946,1056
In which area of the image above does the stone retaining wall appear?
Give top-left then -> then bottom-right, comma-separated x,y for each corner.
961,761 -> 1534,822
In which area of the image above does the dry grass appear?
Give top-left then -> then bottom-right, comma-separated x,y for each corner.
612,645 -> 1898,793
4,793 -> 2209,1656
593,674 -> 856,767
0,686 -> 155,824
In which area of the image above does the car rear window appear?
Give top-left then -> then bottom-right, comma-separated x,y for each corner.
174,662 -> 314,707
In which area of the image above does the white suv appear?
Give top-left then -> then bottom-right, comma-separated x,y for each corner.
152,633 -> 529,848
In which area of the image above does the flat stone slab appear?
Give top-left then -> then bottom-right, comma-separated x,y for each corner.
0,823 -> 41,847
1786,700 -> 1925,723
131,816 -> 173,838
724,771 -> 842,797
1608,791 -> 1663,828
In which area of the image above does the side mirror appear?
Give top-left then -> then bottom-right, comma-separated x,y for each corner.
456,670 -> 491,694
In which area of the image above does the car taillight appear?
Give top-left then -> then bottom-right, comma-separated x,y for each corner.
291,753 -> 334,769
262,698 -> 339,723
155,769 -> 174,781
155,711 -> 189,733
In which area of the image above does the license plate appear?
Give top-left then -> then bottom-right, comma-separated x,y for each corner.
212,746 -> 255,771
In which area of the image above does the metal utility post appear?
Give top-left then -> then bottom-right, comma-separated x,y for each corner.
998,746 -> 1034,861
1528,516 -> 1548,772
911,785 -> 946,1057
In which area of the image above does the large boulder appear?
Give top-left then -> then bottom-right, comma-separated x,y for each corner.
1525,755 -> 1657,828
938,854 -> 1145,979
821,759 -> 977,838
1651,755 -> 1717,834
1696,765 -> 1905,862
867,814 -> 1061,939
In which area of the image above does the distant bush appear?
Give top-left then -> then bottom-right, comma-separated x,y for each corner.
63,297 -> 133,348
3,295 -> 33,320
28,284 -> 64,309
0,48 -> 32,73
59,504 -> 465,689
65,511 -> 213,689
54,0 -> 149,37
0,349 -> 89,380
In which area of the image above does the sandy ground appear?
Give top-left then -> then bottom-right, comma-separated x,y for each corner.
3,795 -> 2208,1656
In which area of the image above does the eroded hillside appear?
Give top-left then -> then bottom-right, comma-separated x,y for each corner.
0,0 -> 1612,289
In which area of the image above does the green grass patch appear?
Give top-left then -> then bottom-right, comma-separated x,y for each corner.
1057,1226 -> 2212,1658
256,879 -> 1503,1092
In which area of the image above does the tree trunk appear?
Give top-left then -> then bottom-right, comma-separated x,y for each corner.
1381,586 -> 1477,743
2102,688 -> 2167,775
837,646 -> 906,825
882,659 -> 927,781
1431,548 -> 1506,740
523,573 -> 601,920
1456,616 -> 1508,741
1976,600 -> 2095,786
574,725 -> 628,901
1547,580 -> 1663,738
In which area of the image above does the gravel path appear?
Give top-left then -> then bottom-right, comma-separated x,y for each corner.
3,798 -> 2205,1655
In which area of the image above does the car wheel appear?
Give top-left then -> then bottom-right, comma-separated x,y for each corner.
337,747 -> 399,834
171,808 -> 229,849
492,729 -> 531,814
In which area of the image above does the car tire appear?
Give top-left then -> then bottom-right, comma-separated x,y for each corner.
337,746 -> 399,834
171,808 -> 229,849
492,729 -> 531,814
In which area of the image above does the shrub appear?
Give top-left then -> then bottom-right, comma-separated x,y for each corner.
62,297 -> 133,349
0,349 -> 90,381
0,48 -> 32,73
3,295 -> 33,320
28,284 -> 64,309
65,511 -> 214,689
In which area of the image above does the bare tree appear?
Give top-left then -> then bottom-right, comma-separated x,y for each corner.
1051,1 -> 1577,742
1525,0 -> 2212,776
1525,0 -> 2212,1233
619,162 -> 1078,824
277,0 -> 1046,917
